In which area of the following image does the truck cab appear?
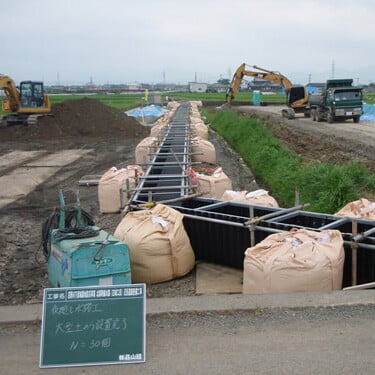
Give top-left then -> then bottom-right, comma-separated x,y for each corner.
309,79 -> 363,123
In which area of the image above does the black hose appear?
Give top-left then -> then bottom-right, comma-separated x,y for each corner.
41,208 -> 96,259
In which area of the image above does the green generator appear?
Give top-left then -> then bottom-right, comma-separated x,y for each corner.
47,190 -> 131,288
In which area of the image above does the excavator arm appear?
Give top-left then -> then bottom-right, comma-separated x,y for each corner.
226,63 -> 294,103
0,75 -> 20,113
225,63 -> 309,118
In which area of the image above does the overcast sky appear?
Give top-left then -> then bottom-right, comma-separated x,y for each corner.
2,0 -> 374,86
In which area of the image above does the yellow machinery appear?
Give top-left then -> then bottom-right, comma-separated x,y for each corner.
226,63 -> 309,119
0,74 -> 51,125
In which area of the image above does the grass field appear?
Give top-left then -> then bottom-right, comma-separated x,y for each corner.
0,91 -> 287,115
49,93 -> 145,111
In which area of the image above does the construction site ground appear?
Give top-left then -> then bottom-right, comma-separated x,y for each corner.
0,99 -> 375,307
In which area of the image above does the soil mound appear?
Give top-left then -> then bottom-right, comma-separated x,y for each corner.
1,97 -> 149,142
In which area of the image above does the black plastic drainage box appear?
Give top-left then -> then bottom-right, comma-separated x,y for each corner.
261,210 -> 347,231
176,206 -> 250,269
173,199 -> 283,269
172,198 -> 375,288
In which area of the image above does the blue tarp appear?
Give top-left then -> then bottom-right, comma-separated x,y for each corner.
306,86 -> 320,94
126,105 -> 168,119
360,104 -> 375,122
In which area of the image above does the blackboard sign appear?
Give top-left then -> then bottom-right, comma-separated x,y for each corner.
39,284 -> 146,368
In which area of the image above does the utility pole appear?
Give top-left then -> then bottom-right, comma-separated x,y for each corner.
308,74 -> 312,84
331,60 -> 335,79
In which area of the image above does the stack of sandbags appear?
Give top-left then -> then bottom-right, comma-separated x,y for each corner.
191,122 -> 208,140
190,112 -> 202,122
166,101 -> 180,111
135,136 -> 159,164
190,137 -> 216,164
189,165 -> 232,199
190,100 -> 203,108
221,189 -> 279,208
98,165 -> 143,213
114,204 -> 195,284
150,122 -> 168,138
243,228 -> 345,294
189,101 -> 204,123
335,198 -> 375,220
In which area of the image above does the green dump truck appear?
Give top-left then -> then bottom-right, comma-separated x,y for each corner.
309,79 -> 363,123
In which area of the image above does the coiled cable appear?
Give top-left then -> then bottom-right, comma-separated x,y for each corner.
41,207 -> 96,259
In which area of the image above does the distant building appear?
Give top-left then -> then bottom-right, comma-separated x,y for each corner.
128,82 -> 142,91
248,78 -> 282,92
188,82 -> 208,93
207,83 -> 227,93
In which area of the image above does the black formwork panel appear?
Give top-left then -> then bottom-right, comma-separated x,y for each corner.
174,201 -> 375,287
323,218 -> 375,241
173,206 -> 273,269
196,201 -> 280,218
342,242 -> 375,287
180,209 -> 249,269
179,197 -> 221,209
262,210 -> 347,231
326,218 -> 375,287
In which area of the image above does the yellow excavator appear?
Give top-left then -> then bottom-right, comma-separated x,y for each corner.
226,63 -> 309,119
0,74 -> 51,126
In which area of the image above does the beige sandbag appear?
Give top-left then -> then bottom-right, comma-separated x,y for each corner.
98,167 -> 128,213
191,137 -> 216,164
221,190 -> 248,202
156,110 -> 174,125
190,117 -> 204,125
150,123 -> 167,138
221,189 -> 279,208
98,165 -> 144,213
125,165 -> 144,181
335,198 -> 375,220
167,101 -> 180,110
114,204 -> 195,284
190,100 -> 203,108
196,167 -> 232,199
191,122 -> 208,140
135,136 -> 159,164
243,228 -> 345,294
190,113 -> 202,122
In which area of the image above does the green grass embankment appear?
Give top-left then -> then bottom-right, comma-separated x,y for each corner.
49,93 -> 144,111
203,109 -> 375,214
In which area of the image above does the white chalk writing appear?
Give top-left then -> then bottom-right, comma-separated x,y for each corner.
55,318 -> 127,334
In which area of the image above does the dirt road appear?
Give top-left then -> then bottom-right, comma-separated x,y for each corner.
1,305 -> 374,374
236,105 -> 375,172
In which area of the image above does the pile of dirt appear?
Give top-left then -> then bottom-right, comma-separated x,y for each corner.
1,97 -> 149,142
